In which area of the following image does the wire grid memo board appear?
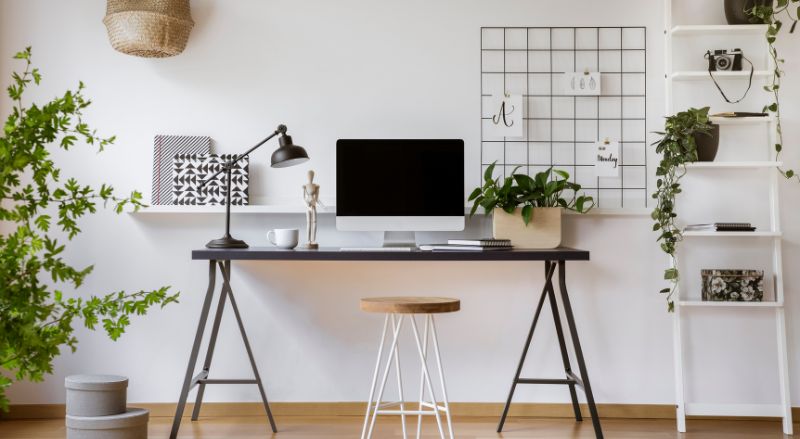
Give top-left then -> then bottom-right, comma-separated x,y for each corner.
481,27 -> 648,209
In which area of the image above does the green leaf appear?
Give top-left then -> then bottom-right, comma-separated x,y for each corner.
469,200 -> 481,217
468,187 -> 482,201
664,268 -> 679,280
484,162 -> 496,182
521,205 -> 533,225
553,169 -> 570,180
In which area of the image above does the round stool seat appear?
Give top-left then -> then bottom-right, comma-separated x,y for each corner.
360,297 -> 460,314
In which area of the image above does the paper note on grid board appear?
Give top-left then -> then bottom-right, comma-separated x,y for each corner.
561,72 -> 602,96
485,94 -> 523,139
595,140 -> 620,177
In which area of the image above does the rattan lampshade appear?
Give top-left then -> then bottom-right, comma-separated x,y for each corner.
103,0 -> 194,58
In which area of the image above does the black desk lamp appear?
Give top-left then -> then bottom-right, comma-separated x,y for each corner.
201,124 -> 309,249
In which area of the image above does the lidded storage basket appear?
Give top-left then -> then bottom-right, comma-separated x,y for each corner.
65,375 -> 128,417
66,407 -> 148,439
103,0 -> 194,58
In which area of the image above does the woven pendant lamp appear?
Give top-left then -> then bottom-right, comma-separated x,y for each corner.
103,0 -> 194,58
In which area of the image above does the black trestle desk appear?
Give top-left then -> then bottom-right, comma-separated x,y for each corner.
170,247 -> 603,439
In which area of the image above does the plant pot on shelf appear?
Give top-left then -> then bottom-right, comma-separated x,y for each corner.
724,0 -> 770,25
492,207 -> 562,249
693,123 -> 720,161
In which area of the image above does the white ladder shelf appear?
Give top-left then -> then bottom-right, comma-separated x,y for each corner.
664,1 -> 792,435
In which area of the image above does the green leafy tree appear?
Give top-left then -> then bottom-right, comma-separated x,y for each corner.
0,48 -> 179,411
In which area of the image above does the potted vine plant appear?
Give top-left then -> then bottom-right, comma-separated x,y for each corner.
651,107 -> 714,312
724,0 -> 771,24
748,1 -> 800,182
468,163 -> 593,248
0,48 -> 179,411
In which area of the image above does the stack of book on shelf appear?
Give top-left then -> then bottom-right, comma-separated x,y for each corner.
711,112 -> 769,119
684,222 -> 756,232
419,239 -> 513,251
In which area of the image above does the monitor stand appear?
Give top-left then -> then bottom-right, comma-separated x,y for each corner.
382,231 -> 417,248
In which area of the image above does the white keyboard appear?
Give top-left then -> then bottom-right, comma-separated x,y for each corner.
340,247 -> 413,252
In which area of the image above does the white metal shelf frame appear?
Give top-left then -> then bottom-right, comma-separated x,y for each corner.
664,1 -> 792,435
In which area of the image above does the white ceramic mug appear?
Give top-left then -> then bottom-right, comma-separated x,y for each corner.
267,228 -> 299,249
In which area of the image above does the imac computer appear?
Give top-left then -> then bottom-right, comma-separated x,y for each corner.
336,139 -> 465,248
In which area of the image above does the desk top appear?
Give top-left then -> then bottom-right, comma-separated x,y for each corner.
192,247 -> 590,261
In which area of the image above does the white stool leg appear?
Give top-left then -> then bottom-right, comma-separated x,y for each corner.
361,314 -> 390,439
410,315 -> 446,439
391,314 -> 408,439
415,315 -> 430,439
366,314 -> 404,439
430,315 -> 455,439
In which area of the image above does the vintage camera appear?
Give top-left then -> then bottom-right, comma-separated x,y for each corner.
706,49 -> 744,71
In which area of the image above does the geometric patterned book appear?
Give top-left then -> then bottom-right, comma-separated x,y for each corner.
172,153 -> 249,205
151,135 -> 211,205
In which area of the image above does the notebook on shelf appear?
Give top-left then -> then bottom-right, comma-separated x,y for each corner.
447,238 -> 511,247
684,222 -> 756,232
711,112 -> 769,118
419,244 -> 513,251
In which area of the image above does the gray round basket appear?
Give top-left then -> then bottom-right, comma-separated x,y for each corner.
103,0 -> 194,58
65,375 -> 128,417
66,407 -> 149,439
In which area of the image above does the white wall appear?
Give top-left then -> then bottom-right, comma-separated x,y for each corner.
1,0 -> 799,409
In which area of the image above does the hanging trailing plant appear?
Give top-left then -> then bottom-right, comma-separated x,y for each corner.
749,0 -> 800,182
651,107 -> 713,312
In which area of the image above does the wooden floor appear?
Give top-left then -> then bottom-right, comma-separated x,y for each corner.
0,415 -> 794,438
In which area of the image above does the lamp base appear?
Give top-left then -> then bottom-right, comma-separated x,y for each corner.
206,234 -> 249,249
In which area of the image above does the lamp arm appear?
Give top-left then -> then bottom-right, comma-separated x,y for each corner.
199,125 -> 287,187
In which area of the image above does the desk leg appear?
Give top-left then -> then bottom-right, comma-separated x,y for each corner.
218,261 -> 278,433
170,260 -> 218,439
191,269 -> 230,420
557,261 -> 603,439
497,261 -> 557,432
546,261 -> 583,422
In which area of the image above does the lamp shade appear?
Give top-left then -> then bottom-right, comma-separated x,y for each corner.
271,134 -> 310,168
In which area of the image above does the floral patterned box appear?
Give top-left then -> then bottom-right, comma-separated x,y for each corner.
701,269 -> 764,302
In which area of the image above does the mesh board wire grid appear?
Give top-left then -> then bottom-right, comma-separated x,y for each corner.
481,27 -> 648,209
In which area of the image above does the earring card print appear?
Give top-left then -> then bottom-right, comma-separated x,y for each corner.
485,94 -> 524,139
595,139 -> 620,177
562,72 -> 602,96
172,154 -> 250,205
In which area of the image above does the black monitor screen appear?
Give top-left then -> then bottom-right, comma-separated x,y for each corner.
336,139 -> 464,216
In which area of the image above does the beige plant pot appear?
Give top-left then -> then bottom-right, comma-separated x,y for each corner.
492,207 -> 562,249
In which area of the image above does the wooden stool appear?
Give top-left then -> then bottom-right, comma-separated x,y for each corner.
360,297 -> 460,439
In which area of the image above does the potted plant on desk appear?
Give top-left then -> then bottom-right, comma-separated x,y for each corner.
468,163 -> 594,249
